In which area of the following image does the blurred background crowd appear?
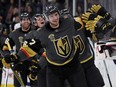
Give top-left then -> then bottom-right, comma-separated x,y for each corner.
0,0 -> 116,36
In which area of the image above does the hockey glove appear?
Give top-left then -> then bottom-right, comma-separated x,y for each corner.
2,54 -> 18,68
28,63 -> 41,81
13,62 -> 24,71
2,58 -> 10,68
85,15 -> 112,33
90,4 -> 111,20
82,12 -> 97,23
3,54 -> 18,63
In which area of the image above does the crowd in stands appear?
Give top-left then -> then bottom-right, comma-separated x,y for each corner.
0,0 -> 86,36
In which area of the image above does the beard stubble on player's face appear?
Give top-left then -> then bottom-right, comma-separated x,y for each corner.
21,19 -> 30,31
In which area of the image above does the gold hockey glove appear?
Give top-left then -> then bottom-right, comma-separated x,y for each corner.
90,4 -> 111,20
82,12 -> 97,23
86,15 -> 112,33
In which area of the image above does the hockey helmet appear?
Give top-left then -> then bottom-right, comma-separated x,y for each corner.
20,12 -> 30,20
34,13 -> 45,20
44,5 -> 59,16
31,13 -> 45,25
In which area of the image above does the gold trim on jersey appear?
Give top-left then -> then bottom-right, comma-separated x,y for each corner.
46,56 -> 73,66
20,45 -> 37,58
80,55 -> 93,64
74,17 -> 84,30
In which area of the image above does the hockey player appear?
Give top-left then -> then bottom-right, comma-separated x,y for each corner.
60,8 -> 105,87
3,5 -> 114,87
0,25 -> 7,86
4,4 -> 115,87
1,12 -> 37,87
26,13 -> 47,87
4,5 -> 88,87
80,4 -> 116,87
26,13 -> 46,39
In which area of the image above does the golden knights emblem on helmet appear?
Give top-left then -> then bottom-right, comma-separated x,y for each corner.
49,34 -> 71,57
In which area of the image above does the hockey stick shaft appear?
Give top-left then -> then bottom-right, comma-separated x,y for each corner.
5,39 -> 25,87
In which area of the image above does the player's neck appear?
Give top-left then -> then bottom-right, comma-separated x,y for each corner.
50,23 -> 59,29
22,27 -> 30,32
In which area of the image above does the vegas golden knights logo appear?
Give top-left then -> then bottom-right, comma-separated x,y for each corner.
49,34 -> 71,57
73,35 -> 85,54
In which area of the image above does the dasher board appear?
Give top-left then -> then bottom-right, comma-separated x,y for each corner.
95,59 -> 116,87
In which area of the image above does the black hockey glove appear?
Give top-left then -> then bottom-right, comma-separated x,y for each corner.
13,62 -> 24,71
3,54 -> 18,63
85,15 -> 112,34
90,4 -> 111,20
82,12 -> 97,23
2,54 -> 18,68
28,61 -> 41,81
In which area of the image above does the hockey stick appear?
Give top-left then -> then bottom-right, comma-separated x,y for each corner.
5,38 -> 25,87
0,50 -> 9,87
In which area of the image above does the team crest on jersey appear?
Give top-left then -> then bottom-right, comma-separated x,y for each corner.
18,36 -> 24,46
49,34 -> 71,57
73,35 -> 85,54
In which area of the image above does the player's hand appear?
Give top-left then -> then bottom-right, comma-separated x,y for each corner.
86,15 -> 112,34
2,58 -> 11,68
3,54 -> 18,63
14,62 -> 24,71
90,4 -> 111,20
85,20 -> 96,33
2,54 -> 18,68
82,12 -> 97,23
28,61 -> 41,81
85,15 -> 103,32
85,15 -> 103,33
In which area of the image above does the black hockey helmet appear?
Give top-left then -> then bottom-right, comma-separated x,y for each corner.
34,13 -> 45,20
31,13 -> 45,24
44,5 -> 59,16
20,12 -> 30,20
